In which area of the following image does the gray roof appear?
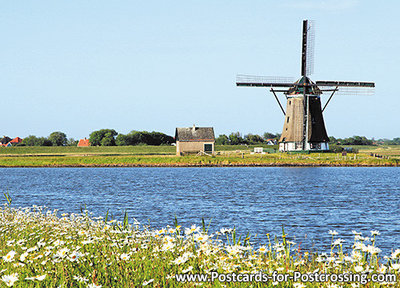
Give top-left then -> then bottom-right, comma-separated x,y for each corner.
0,136 -> 11,144
175,126 -> 215,142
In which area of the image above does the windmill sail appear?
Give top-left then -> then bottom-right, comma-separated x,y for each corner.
236,75 -> 294,87
316,80 -> 375,87
317,80 -> 375,96
301,20 -> 315,77
306,20 -> 315,76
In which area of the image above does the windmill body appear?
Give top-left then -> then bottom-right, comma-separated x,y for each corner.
280,76 -> 329,151
236,20 -> 374,152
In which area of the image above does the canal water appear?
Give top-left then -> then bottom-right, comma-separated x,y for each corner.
1,167 -> 399,254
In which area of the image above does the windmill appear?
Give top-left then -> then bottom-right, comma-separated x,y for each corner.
236,20 -> 375,152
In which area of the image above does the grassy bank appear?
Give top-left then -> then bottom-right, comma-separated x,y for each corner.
1,204 -> 398,287
0,145 -> 176,156
0,145 -> 398,167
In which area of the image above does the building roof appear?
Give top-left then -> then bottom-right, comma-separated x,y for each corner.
9,137 -> 23,143
175,126 -> 215,142
0,136 -> 11,144
77,138 -> 90,147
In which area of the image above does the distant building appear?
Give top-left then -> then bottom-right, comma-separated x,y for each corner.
175,125 -> 215,156
9,137 -> 23,145
0,136 -> 22,147
0,136 -> 11,145
77,138 -> 90,147
265,139 -> 277,145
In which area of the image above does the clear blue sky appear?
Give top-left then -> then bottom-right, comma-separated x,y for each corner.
1,0 -> 398,140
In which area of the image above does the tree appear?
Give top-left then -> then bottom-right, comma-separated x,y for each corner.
48,131 -> 67,146
116,131 -> 175,146
100,132 -> 116,146
116,134 -> 130,146
66,138 -> 78,146
22,135 -> 52,146
229,132 -> 245,145
329,136 -> 337,144
215,134 -> 229,145
39,137 -> 53,146
245,134 -> 264,144
89,129 -> 118,146
22,135 -> 39,146
263,132 -> 276,140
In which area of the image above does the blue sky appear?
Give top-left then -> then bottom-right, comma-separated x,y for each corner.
1,0 -> 398,139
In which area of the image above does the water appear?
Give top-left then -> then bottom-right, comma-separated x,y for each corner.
1,167 -> 399,254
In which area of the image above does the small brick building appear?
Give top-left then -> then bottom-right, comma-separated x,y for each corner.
175,125 -> 215,156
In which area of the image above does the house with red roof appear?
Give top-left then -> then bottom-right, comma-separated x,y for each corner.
77,138 -> 90,147
9,137 -> 23,145
0,136 -> 23,147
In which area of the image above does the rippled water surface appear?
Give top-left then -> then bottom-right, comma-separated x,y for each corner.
1,167 -> 399,254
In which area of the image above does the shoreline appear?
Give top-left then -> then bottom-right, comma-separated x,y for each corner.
0,162 -> 398,168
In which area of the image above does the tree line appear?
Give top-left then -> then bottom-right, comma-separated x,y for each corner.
10,130 -> 174,147
89,129 -> 174,146
21,132 -> 76,146
329,136 -> 400,146
215,132 -> 281,145
6,130 -> 400,147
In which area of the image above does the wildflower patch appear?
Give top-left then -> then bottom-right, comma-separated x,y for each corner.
0,205 -> 399,287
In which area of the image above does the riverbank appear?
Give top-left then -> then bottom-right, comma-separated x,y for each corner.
0,155 -> 397,167
0,145 -> 398,167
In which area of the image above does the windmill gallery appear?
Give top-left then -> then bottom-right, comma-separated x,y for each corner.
236,20 -> 375,152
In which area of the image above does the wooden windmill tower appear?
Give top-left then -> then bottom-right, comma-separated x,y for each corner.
236,20 -> 375,152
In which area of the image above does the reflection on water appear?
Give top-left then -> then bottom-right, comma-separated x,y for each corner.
1,167 -> 399,254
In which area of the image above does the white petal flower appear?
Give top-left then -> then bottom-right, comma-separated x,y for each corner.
87,284 -> 102,288
1,273 -> 18,287
19,252 -> 28,262
194,234 -> 209,243
182,266 -> 193,274
2,251 -> 16,262
354,265 -> 364,273
143,279 -> 154,286
120,253 -> 130,261
25,274 -> 46,281
334,239 -> 345,245
172,256 -> 188,265
258,246 -> 268,253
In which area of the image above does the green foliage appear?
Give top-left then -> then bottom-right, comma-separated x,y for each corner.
116,131 -> 174,146
329,136 -> 337,144
329,144 -> 343,153
263,132 -> 280,140
89,129 -> 118,146
228,132 -> 245,145
215,134 -> 229,145
217,132 -> 280,145
115,134 -> 130,146
336,135 -> 373,145
66,138 -> 78,146
3,191 -> 12,205
48,131 -> 67,146
22,135 -> 52,146
245,133 -> 264,144
382,137 -> 400,145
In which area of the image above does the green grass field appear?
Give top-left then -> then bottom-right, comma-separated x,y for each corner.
0,145 -> 398,167
0,145 -> 176,155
